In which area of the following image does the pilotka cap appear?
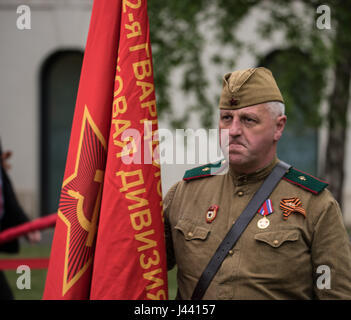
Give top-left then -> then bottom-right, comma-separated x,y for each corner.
219,67 -> 284,110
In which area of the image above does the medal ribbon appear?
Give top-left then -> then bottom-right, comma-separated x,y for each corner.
280,197 -> 306,220
258,199 -> 273,216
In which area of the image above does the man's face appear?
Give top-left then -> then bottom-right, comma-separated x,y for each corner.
219,103 -> 286,173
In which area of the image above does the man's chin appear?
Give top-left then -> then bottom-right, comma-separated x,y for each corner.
228,154 -> 247,166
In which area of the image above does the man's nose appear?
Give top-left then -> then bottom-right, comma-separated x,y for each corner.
229,118 -> 242,136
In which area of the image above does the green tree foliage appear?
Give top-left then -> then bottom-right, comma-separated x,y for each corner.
149,0 -> 330,127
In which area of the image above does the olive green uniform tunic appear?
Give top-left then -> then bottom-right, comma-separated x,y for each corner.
164,158 -> 351,299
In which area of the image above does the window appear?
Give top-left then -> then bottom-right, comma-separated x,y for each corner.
40,50 -> 83,215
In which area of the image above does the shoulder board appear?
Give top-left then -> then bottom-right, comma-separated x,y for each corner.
282,167 -> 328,195
183,160 -> 226,181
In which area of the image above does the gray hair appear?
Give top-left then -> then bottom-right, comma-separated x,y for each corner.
265,101 -> 285,119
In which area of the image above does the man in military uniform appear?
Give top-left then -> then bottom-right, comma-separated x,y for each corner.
164,67 -> 351,299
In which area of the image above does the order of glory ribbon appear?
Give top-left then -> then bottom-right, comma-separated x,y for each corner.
280,197 -> 306,220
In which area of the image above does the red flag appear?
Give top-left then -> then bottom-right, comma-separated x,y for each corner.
89,0 -> 168,299
43,0 -> 122,299
43,1 -> 117,299
43,0 -> 167,300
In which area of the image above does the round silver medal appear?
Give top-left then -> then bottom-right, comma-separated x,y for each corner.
257,216 -> 270,229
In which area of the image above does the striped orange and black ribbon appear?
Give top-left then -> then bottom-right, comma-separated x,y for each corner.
280,197 -> 306,220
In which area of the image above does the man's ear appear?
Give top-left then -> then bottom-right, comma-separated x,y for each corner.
274,115 -> 287,142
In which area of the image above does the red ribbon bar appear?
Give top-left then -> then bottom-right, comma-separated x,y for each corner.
0,258 -> 50,270
0,213 -> 57,245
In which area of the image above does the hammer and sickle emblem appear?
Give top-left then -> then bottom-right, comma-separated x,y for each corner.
67,169 -> 104,247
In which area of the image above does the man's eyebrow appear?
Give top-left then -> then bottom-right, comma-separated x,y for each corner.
220,111 -> 233,116
239,111 -> 260,119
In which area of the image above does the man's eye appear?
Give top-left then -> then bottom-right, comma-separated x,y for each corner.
242,116 -> 256,123
221,115 -> 232,121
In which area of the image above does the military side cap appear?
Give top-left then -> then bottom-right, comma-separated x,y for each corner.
183,160 -> 227,181
283,167 -> 328,195
219,67 -> 284,110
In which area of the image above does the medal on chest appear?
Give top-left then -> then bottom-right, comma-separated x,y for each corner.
257,199 -> 274,229
206,205 -> 219,223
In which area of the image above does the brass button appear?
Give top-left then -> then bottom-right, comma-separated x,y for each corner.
228,250 -> 234,255
273,240 -> 279,245
202,167 -> 210,172
298,175 -> 307,181
188,232 -> 193,237
237,191 -> 244,197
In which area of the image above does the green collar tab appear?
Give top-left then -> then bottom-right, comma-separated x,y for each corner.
282,167 -> 328,195
183,160 -> 226,181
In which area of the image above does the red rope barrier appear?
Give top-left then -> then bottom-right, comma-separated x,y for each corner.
0,213 -> 57,245
0,214 -> 57,270
0,258 -> 50,270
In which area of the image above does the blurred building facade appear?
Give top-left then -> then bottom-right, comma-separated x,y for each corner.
0,0 -> 350,226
